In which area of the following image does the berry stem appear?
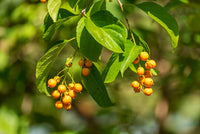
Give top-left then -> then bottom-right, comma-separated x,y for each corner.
117,0 -> 137,45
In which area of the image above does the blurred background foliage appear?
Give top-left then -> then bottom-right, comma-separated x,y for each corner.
0,0 -> 200,134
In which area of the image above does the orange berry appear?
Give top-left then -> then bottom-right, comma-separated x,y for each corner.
68,90 -> 76,98
68,83 -> 75,90
144,78 -> 154,87
58,84 -> 67,93
74,83 -> 83,93
132,56 -> 140,64
133,87 -> 141,93
131,81 -> 140,88
143,87 -> 153,96
40,0 -> 47,3
64,91 -> 69,96
48,79 -> 57,88
51,90 -> 61,99
82,67 -> 90,76
145,60 -> 156,69
54,76 -> 61,83
144,70 -> 152,78
55,101 -> 63,109
64,103 -> 72,110
62,95 -> 72,104
85,60 -> 92,68
137,67 -> 145,76
78,59 -> 85,67
140,52 -> 149,61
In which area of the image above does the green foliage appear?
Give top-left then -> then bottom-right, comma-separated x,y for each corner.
85,10 -> 127,53
36,39 -> 74,96
43,8 -> 75,41
47,0 -> 62,22
136,2 -> 179,49
81,65 -> 113,107
36,0 -> 180,108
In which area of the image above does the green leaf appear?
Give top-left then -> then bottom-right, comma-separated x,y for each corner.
36,39 -> 74,96
81,65 -> 113,107
150,68 -> 160,76
136,2 -> 179,49
85,10 -> 127,53
120,40 -> 143,76
47,0 -> 62,22
133,31 -> 150,54
102,53 -> 120,83
129,63 -> 137,73
87,0 -> 106,16
76,18 -> 102,61
43,9 -> 75,41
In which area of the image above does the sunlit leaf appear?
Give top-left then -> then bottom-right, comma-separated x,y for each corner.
47,0 -> 62,22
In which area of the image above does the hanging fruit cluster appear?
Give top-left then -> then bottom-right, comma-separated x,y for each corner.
131,52 -> 156,96
79,59 -> 93,76
47,57 -> 83,110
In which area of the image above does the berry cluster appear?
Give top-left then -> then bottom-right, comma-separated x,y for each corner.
47,57 -> 83,110
131,52 -> 156,96
78,59 -> 93,76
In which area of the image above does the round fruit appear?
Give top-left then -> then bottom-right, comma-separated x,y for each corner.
143,87 -> 153,96
55,101 -> 63,109
51,90 -> 61,99
78,59 -> 85,67
62,95 -> 72,104
144,70 -> 152,78
133,87 -> 141,93
58,84 -> 67,93
64,103 -> 72,110
68,83 -> 75,90
40,0 -> 47,3
48,79 -> 57,88
54,76 -> 61,83
68,90 -> 76,98
131,81 -> 140,88
74,83 -> 83,93
85,60 -> 92,68
132,56 -> 140,64
144,78 -> 154,87
82,67 -> 90,76
140,52 -> 149,61
137,67 -> 145,76
145,62 -> 151,70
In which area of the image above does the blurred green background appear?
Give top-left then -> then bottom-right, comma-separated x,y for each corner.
0,0 -> 200,134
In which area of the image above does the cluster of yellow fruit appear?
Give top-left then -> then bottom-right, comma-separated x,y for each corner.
131,52 -> 156,96
48,76 -> 83,110
78,59 -> 93,76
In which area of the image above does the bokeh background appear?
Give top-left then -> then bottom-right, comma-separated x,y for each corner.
0,0 -> 200,134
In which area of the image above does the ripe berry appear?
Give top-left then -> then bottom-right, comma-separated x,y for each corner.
40,0 -> 47,3
143,87 -> 153,96
64,103 -> 72,110
144,70 -> 152,78
131,81 -> 140,88
133,87 -> 141,93
85,60 -> 92,68
140,52 -> 149,61
54,76 -> 61,83
144,78 -> 154,87
55,101 -> 63,109
82,67 -> 90,76
68,83 -> 75,90
137,67 -> 145,76
58,84 -> 67,93
132,56 -> 140,64
78,59 -> 85,67
48,79 -> 57,88
62,95 -> 72,104
74,83 -> 83,93
51,90 -> 61,99
68,90 -> 76,98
